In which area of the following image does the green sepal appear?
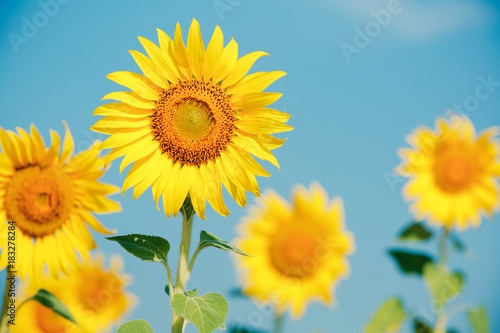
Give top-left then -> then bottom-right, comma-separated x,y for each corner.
171,292 -> 229,333
117,319 -> 154,333
107,234 -> 170,266
164,285 -> 199,298
398,222 -> 433,242
449,232 -> 467,253
388,249 -> 434,276
364,297 -> 407,333
21,289 -> 77,324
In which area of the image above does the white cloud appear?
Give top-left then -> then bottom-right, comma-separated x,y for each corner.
322,0 -> 497,42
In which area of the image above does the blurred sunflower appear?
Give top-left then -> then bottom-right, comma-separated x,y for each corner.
398,115 -> 500,229
0,124 -> 120,288
91,18 -> 292,219
234,183 -> 354,318
13,253 -> 136,333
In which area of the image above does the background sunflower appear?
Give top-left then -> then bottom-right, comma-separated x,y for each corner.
1,0 -> 500,332
234,184 -> 354,319
0,124 -> 120,289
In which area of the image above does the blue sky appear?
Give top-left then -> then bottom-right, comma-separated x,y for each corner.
1,0 -> 500,332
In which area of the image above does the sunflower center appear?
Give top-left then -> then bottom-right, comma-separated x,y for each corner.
36,303 -> 68,333
444,157 -> 472,186
172,98 -> 216,141
78,270 -> 123,313
4,165 -> 73,238
433,143 -> 476,193
151,79 -> 236,166
270,231 -> 321,278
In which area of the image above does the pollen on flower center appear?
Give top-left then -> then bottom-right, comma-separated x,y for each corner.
172,98 -> 216,141
270,231 -> 321,278
150,79 -> 236,166
433,142 -> 476,193
5,165 -> 73,238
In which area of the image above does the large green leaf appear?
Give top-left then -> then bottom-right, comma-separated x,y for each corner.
398,222 -> 433,242
413,317 -> 432,333
22,289 -> 77,324
196,230 -> 248,256
117,319 -> 154,333
171,292 -> 229,333
388,249 -> 434,276
364,297 -> 406,333
107,234 -> 170,265
467,306 -> 489,333
423,263 -> 464,311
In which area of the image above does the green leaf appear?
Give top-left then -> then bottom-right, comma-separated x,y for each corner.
447,329 -> 459,333
171,292 -> 229,333
423,263 -> 465,311
117,319 -> 154,333
398,222 -> 433,242
185,288 -> 199,297
413,317 -> 432,333
23,289 -> 77,324
467,306 -> 489,333
196,230 -> 248,256
388,249 -> 434,276
107,234 -> 170,265
364,297 -> 406,333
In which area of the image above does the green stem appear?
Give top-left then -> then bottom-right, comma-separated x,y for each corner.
0,273 -> 12,333
434,227 -> 450,332
186,247 -> 201,278
439,227 -> 450,267
163,262 -> 174,298
171,197 -> 195,333
274,310 -> 284,333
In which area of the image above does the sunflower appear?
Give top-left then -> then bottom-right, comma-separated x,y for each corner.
91,19 -> 292,219
234,183 -> 354,318
0,123 -> 120,288
13,253 -> 136,333
397,115 -> 500,230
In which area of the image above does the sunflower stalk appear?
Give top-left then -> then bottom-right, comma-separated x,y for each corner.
274,311 -> 284,333
439,227 -> 450,267
434,227 -> 450,333
172,196 -> 195,333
